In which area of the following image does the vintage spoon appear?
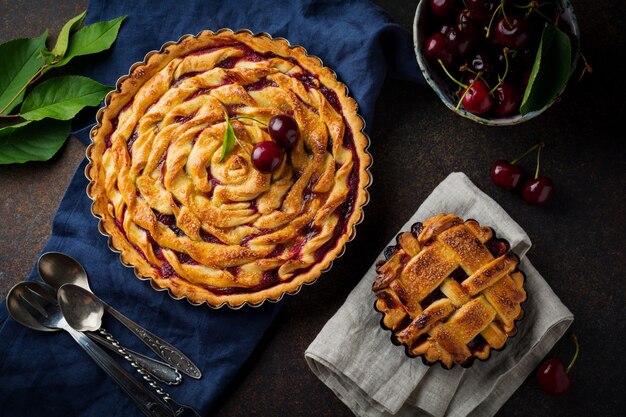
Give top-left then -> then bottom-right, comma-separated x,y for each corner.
38,252 -> 202,380
59,284 -> 200,417
6,281 -> 174,417
36,254 -> 181,385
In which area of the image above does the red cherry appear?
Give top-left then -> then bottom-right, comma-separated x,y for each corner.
536,359 -> 571,395
251,141 -> 284,173
462,80 -> 494,115
430,0 -> 456,17
490,160 -> 523,190
467,0 -> 497,26
268,115 -> 299,150
537,334 -> 579,395
493,83 -> 522,116
522,176 -> 554,206
495,16 -> 531,49
424,33 -> 455,67
445,25 -> 478,59
469,52 -> 495,78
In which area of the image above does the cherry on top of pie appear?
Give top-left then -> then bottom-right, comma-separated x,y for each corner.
87,30 -> 371,308
373,213 -> 527,368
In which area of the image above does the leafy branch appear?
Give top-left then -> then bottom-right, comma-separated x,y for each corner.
0,11 -> 126,164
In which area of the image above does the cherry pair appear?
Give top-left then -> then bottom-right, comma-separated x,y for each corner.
490,142 -> 554,206
251,115 -> 300,173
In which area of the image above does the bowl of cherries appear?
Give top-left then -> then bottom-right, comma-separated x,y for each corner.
414,0 -> 580,125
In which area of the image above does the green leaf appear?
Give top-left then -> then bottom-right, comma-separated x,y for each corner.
520,25 -> 571,115
0,120 -> 32,135
20,75 -> 112,121
0,31 -> 48,115
220,114 -> 236,162
0,119 -> 70,164
52,15 -> 126,68
50,10 -> 87,58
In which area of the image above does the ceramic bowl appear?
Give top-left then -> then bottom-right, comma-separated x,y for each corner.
413,0 -> 580,126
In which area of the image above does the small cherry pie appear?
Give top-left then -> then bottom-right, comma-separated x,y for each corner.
373,214 -> 526,368
87,30 -> 371,308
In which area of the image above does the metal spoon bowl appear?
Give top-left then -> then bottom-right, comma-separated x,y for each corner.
6,281 -> 174,417
38,252 -> 90,291
38,252 -> 202,380
57,283 -> 104,332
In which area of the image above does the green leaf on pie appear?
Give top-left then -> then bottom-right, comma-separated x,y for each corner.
0,119 -> 70,164
0,31 -> 48,115
220,114 -> 236,162
520,25 -> 571,115
50,10 -> 87,59
51,15 -> 126,68
20,76 -> 112,121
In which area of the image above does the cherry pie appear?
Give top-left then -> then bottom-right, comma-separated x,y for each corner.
87,30 -> 371,308
373,214 -> 526,368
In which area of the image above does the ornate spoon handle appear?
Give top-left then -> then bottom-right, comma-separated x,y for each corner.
105,305 -> 202,379
89,329 -> 182,385
63,325 -> 174,417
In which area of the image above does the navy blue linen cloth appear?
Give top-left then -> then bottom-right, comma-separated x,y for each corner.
0,1 -> 421,416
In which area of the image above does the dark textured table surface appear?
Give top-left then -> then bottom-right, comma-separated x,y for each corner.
1,1 -> 624,416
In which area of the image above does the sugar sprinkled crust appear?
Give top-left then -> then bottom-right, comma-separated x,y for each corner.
373,213 -> 526,368
87,29 -> 371,308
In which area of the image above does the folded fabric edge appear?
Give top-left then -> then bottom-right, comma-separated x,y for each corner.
305,350 -> 391,416
454,316 -> 574,417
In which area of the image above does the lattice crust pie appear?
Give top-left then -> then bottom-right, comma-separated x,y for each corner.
373,214 -> 526,368
87,30 -> 371,308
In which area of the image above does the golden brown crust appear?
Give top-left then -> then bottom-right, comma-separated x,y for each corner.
87,30 -> 371,308
373,214 -> 526,368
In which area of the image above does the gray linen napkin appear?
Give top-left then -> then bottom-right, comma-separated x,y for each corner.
305,172 -> 573,417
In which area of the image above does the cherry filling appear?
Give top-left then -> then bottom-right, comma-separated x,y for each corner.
205,269 -> 280,296
161,261 -> 176,278
319,86 -> 342,112
199,229 -> 224,244
486,237 -> 509,258
411,222 -> 424,237
449,266 -> 469,283
172,71 -> 202,86
216,56 -> 239,69
126,129 -> 139,154
420,288 -> 446,309
153,211 -> 185,237
294,73 -> 318,89
173,115 -> 194,124
466,333 -> 488,353
176,251 -> 198,265
245,78 -> 278,91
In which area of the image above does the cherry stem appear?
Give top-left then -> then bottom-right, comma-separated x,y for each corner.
533,142 -> 545,179
0,114 -> 20,119
500,0 -> 511,26
490,47 -> 510,94
438,59 -> 467,89
224,114 -> 251,157
566,333 -> 580,374
511,141 -> 544,165
456,74 -> 481,111
230,116 -> 268,126
486,2 -> 504,39
533,7 -> 554,24
577,52 -> 593,82
0,59 -> 56,115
